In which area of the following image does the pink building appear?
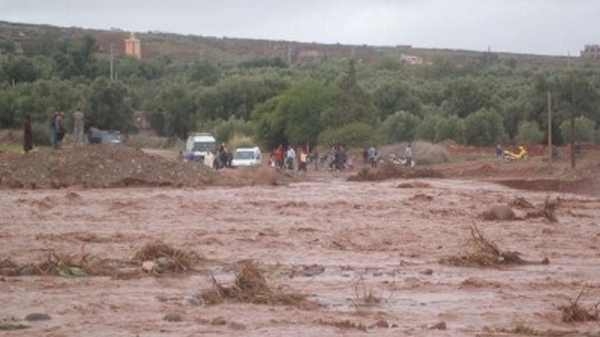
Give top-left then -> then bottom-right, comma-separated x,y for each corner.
124,32 -> 142,59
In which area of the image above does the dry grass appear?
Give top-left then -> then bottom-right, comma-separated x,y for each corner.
481,205 -> 516,221
227,134 -> 255,151
499,324 -> 574,337
440,225 -> 527,267
315,319 -> 368,332
201,261 -> 309,307
559,288 -> 599,323
351,276 -> 382,308
525,197 -> 558,223
510,197 -> 535,209
349,163 -> 443,182
0,251 -> 120,277
133,241 -> 199,273
413,141 -> 449,165
397,182 -> 432,189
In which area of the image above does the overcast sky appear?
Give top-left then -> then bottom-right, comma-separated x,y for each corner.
1,0 -> 598,55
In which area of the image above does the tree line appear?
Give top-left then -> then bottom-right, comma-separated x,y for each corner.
1,35 -> 599,147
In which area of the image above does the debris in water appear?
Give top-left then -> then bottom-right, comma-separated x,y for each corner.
201,261 -> 309,307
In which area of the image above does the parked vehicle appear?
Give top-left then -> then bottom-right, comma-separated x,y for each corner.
183,133 -> 216,167
87,128 -> 122,144
231,147 -> 262,167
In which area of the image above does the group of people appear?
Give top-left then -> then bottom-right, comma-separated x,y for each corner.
21,112 -> 66,153
21,111 -> 86,153
214,143 -> 233,169
269,144 -> 355,172
270,145 -> 311,171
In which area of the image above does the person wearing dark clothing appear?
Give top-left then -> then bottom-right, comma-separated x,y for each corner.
23,115 -> 33,153
54,112 -> 65,148
50,112 -> 58,147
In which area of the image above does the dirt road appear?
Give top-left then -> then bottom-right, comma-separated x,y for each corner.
1,178 -> 599,336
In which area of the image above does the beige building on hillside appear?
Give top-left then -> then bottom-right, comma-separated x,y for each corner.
125,32 -> 142,59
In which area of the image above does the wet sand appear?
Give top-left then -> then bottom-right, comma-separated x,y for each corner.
1,178 -> 599,336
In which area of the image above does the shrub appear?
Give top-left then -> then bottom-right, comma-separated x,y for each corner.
228,134 -> 256,150
214,117 -> 254,144
516,120 -> 544,144
559,116 -> 596,143
463,108 -> 505,146
414,141 -> 449,165
31,122 -> 52,146
319,122 -> 376,147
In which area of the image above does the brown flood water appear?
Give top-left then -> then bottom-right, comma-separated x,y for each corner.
1,178 -> 600,336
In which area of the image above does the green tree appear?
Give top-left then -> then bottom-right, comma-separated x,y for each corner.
2,56 -> 40,84
320,60 -> 377,128
373,81 -> 422,119
415,115 -> 441,142
85,78 -> 133,131
190,61 -> 221,85
516,120 -> 544,144
319,122 -> 376,147
0,89 -> 17,128
212,117 -> 254,143
444,77 -> 493,118
252,97 -> 286,149
196,74 -> 288,121
463,108 -> 505,146
559,116 -> 596,143
252,80 -> 336,147
53,35 -> 99,79
379,110 -> 421,144
153,85 -> 196,139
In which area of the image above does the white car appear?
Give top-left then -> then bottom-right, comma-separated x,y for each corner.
231,147 -> 262,167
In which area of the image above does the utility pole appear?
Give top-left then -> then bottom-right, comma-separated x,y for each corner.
568,56 -> 576,169
110,43 -> 114,81
547,91 -> 552,168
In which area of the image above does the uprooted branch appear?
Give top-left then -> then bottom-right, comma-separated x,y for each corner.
559,288 -> 600,323
440,225 -> 536,267
201,261 -> 311,307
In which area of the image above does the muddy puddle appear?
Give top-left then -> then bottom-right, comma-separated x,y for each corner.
1,179 -> 599,336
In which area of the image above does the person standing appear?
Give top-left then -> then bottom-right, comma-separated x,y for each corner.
286,146 -> 296,170
274,145 -> 284,168
367,146 -> 377,168
495,144 -> 503,160
299,148 -> 308,172
404,143 -> 413,167
73,110 -> 85,145
50,112 -> 58,148
55,112 -> 65,149
23,115 -> 33,153
311,147 -> 319,171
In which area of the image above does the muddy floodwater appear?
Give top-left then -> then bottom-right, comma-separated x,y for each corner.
1,178 -> 600,336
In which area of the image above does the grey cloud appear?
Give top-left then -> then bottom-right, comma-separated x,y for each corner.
1,0 -> 599,55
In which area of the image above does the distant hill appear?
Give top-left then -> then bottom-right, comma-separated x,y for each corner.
0,20 -> 574,66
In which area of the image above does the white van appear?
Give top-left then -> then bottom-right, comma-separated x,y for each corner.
231,147 -> 262,167
183,133 -> 216,167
